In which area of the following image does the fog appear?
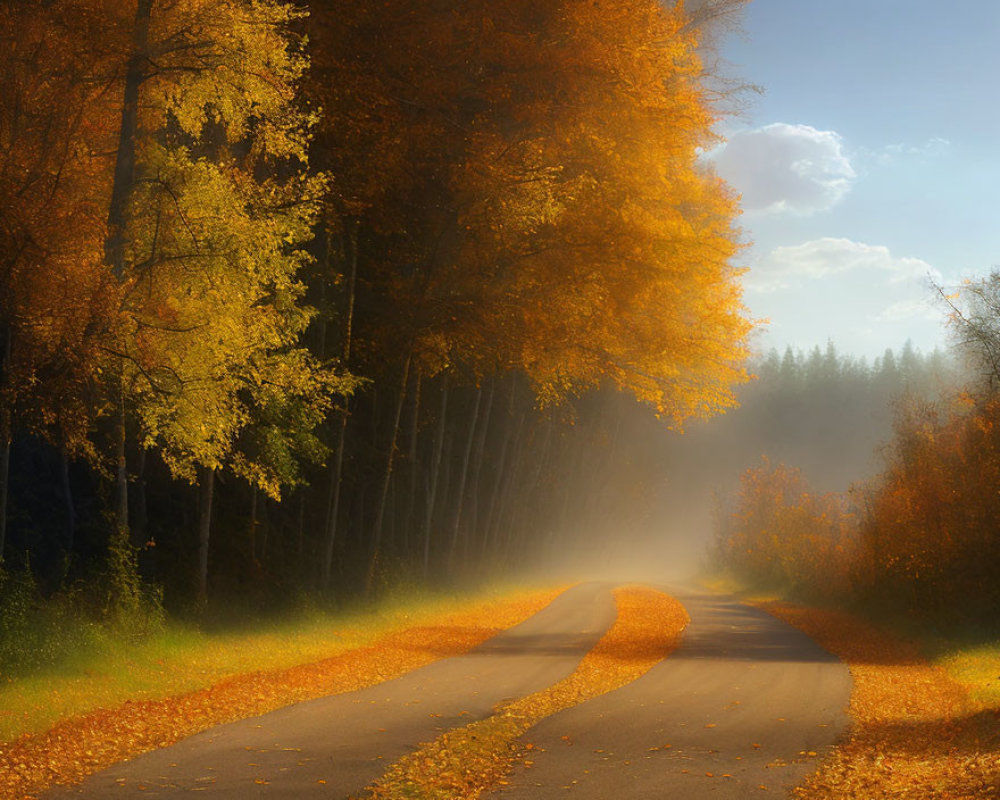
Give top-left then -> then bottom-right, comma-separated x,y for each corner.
527,343 -> 960,586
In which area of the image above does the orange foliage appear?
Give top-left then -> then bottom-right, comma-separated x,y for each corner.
0,2 -> 122,453
855,396 -> 1000,617
715,458 -> 857,598
760,601 -> 1000,799
309,0 -> 752,422
718,392 -> 1000,623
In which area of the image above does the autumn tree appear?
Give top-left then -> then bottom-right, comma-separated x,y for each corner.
938,271 -> 1000,392
0,1 -> 121,561
95,0 -> 350,605
713,458 -> 858,599
306,0 -> 753,581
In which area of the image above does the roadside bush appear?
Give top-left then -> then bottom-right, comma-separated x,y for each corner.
0,534 -> 164,678
713,458 -> 858,601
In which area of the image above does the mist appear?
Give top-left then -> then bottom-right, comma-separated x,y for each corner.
526,341 -> 961,586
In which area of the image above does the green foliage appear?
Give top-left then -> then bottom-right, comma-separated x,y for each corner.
0,568 -> 101,679
103,529 -> 164,642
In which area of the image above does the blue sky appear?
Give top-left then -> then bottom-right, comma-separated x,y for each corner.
711,0 -> 1000,360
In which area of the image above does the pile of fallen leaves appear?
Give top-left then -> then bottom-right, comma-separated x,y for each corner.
363,585 -> 689,800
0,588 -> 563,800
759,601 -> 1000,799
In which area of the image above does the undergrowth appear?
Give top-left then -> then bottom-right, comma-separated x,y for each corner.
0,578 -> 557,743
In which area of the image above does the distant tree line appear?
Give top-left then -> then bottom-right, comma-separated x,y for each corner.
715,282 -> 1000,628
0,0 -> 752,629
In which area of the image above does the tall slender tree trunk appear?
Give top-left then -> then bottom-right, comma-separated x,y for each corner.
321,222 -> 357,591
249,485 -> 258,562
61,448 -> 75,554
422,376 -> 448,578
105,0 -> 152,547
133,446 -> 147,548
366,351 -> 412,595
105,0 -> 151,280
466,378 -> 494,553
493,414 -> 529,563
483,397 -> 524,559
503,417 -> 554,563
404,371 -> 422,558
447,386 -> 482,570
0,323 -> 10,564
296,490 -> 306,559
115,385 -> 129,543
259,493 -> 269,563
0,429 -> 9,566
196,466 -> 214,608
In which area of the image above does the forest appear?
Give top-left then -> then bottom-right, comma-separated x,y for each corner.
0,0 -> 756,662
713,276 -> 1000,629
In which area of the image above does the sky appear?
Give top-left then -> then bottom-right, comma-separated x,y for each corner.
710,0 -> 1000,361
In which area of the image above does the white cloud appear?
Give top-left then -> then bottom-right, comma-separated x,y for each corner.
711,123 -> 856,215
747,237 -> 941,295
743,238 -> 948,358
864,136 -> 952,167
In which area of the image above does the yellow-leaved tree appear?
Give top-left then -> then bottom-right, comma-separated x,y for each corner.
100,0 -> 349,606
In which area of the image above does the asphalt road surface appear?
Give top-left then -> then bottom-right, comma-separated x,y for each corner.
489,588 -> 852,799
46,584 -> 851,799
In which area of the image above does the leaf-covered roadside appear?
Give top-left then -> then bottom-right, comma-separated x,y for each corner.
758,601 -> 1000,799
0,587 -> 563,800
361,586 -> 688,800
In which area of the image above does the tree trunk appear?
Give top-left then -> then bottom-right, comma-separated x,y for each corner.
61,448 -> 75,554
133,446 -> 147,548
0,324 -> 9,563
259,493 -> 269,562
0,431 -> 9,565
366,350 -> 412,595
105,2 -> 151,548
296,490 -> 306,559
503,416 -> 554,563
105,0 -> 152,280
447,386 -> 482,571
483,401 -> 524,559
115,385 -> 129,543
320,222 -> 357,591
422,376 -> 448,578
249,484 -> 258,562
321,403 -> 349,589
466,378 -> 495,552
196,466 -> 214,608
403,371 -> 422,557
492,411 -> 529,563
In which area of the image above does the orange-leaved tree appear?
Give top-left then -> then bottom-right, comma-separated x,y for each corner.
307,0 -> 753,580
715,458 -> 858,599
0,1 -> 123,561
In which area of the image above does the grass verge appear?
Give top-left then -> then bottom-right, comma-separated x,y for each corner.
0,584 -> 564,800
358,585 -> 689,800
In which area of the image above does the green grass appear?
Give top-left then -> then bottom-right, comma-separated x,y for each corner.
0,583 -> 539,743
933,643 -> 1000,708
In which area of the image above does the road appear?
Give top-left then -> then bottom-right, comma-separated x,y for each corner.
489,588 -> 852,798
46,584 -> 850,799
